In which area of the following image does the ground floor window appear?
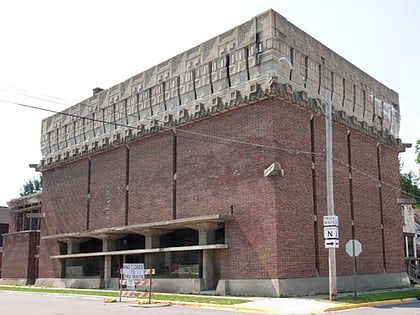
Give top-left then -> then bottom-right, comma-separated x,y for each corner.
65,257 -> 102,278
165,251 -> 201,278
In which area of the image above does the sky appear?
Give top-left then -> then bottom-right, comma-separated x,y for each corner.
0,0 -> 419,206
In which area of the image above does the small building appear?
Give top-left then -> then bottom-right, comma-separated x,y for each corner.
0,206 -> 11,278
399,193 -> 417,262
1,193 -> 42,284
399,193 -> 419,282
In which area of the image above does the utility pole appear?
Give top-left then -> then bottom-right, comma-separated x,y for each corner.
325,92 -> 337,301
278,56 -> 337,300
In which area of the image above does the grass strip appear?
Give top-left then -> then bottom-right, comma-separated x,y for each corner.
0,285 -> 249,305
336,289 -> 420,304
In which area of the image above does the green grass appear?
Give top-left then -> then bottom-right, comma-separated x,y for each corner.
0,285 -> 249,305
336,289 -> 420,304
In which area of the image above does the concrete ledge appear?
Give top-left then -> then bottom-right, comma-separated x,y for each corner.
35,278 -> 102,289
216,272 -> 411,297
151,279 -> 202,294
0,278 -> 29,285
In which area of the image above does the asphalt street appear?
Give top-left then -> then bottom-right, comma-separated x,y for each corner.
0,291 -> 255,315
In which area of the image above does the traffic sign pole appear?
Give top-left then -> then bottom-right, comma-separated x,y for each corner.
352,240 -> 357,300
346,239 -> 362,300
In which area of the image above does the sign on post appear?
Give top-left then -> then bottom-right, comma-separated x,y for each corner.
323,215 -> 339,248
123,263 -> 145,281
324,226 -> 339,239
325,239 -> 339,248
323,215 -> 339,226
119,264 -> 155,303
346,240 -> 362,257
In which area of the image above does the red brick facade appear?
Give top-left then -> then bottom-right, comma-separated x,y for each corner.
2,231 -> 39,282
37,98 -> 405,282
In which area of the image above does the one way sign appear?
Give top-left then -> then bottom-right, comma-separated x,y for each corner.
325,239 -> 339,248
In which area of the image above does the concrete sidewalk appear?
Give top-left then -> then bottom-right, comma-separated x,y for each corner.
164,293 -> 419,314
226,296 -> 418,314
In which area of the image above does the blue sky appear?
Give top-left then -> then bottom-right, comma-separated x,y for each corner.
0,0 -> 419,205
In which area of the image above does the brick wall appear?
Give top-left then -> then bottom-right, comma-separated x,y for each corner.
128,136 -> 173,223
38,238 -> 63,278
42,159 -> 89,234
90,147 -> 127,229
2,231 -> 38,280
36,97 -> 404,282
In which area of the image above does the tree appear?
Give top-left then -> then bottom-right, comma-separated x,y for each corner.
400,171 -> 420,205
19,174 -> 43,196
400,139 -> 420,206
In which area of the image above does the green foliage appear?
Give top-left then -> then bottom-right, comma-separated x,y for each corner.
400,141 -> 420,207
19,174 -> 43,196
400,172 -> 420,206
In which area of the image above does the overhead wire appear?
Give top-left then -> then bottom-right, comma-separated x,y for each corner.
2,97 -> 418,201
0,85 -> 71,107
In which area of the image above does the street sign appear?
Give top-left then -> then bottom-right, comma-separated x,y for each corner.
325,239 -> 339,248
346,240 -> 362,257
323,215 -> 339,226
123,263 -> 145,281
324,226 -> 339,239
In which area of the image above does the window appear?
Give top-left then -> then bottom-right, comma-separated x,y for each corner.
401,206 -> 405,225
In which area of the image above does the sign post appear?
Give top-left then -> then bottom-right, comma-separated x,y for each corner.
346,239 -> 362,300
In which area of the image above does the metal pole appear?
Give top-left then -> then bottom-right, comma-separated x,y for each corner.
326,92 -> 337,301
352,240 -> 357,300
119,268 -> 123,302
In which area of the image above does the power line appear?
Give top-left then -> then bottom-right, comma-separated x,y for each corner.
0,85 -> 71,107
3,97 -> 417,200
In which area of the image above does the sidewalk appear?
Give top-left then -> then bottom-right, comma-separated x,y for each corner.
163,290 -> 419,314
226,296 -> 417,314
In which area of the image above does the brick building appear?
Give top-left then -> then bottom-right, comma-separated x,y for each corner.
1,9 -> 410,296
0,206 -> 10,278
2,194 -> 41,283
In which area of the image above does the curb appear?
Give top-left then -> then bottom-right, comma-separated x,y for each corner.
154,300 -> 272,313
155,297 -> 418,314
324,297 -> 418,312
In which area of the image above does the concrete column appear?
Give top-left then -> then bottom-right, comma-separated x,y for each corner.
144,233 -> 161,270
66,240 -> 80,254
102,239 -> 116,289
405,235 -> 409,258
202,249 -> 214,290
199,230 -> 215,245
195,224 -> 218,290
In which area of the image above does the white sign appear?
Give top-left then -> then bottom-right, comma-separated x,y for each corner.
324,226 -> 339,239
323,215 -> 339,226
325,239 -> 339,248
123,263 -> 145,281
346,240 -> 362,257
127,279 -> 135,290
